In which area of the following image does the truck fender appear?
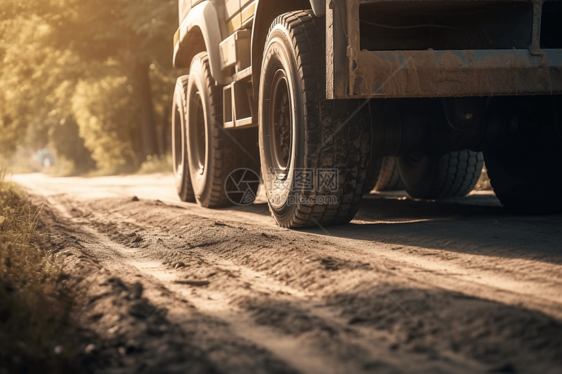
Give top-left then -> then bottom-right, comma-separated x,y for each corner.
251,0 -> 322,100
173,1 -> 226,85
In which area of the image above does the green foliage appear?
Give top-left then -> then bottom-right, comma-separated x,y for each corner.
49,117 -> 95,175
0,172 -> 74,372
72,75 -> 141,170
0,0 -> 179,172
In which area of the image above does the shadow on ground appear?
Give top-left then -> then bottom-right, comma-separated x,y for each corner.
221,193 -> 562,265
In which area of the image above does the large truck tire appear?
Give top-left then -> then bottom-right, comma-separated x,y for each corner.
364,158 -> 384,195
186,52 -> 240,208
172,76 -> 195,202
485,125 -> 562,214
396,150 -> 484,199
364,157 -> 403,194
259,11 -> 371,228
375,157 -> 404,191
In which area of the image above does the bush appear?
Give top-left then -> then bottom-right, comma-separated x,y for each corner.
49,117 -> 95,175
72,76 -> 141,171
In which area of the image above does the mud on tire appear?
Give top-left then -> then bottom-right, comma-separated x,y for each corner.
259,11 -> 372,228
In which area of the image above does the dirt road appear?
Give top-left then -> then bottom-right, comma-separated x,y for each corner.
12,173 -> 562,374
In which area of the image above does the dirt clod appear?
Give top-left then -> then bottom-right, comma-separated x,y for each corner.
174,280 -> 210,287
130,282 -> 143,299
84,344 -> 96,354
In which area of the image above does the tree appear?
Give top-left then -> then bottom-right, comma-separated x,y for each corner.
0,0 -> 179,169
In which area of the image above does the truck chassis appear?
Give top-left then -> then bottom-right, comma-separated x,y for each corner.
171,0 -> 562,228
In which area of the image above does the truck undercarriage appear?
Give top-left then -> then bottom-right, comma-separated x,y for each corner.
330,0 -> 562,99
171,0 -> 562,228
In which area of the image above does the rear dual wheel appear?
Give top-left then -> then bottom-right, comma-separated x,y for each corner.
365,157 -> 404,194
375,158 -> 404,192
175,52 -> 255,207
367,151 -> 483,199
396,150 -> 484,199
185,53 -> 231,207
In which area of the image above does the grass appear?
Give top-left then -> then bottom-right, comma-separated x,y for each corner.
0,171 -> 75,372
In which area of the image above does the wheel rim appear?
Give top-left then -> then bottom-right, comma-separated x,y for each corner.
270,69 -> 293,173
188,88 -> 209,197
189,92 -> 207,176
262,64 -> 296,210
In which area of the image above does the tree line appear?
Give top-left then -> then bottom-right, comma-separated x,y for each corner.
0,0 -> 180,172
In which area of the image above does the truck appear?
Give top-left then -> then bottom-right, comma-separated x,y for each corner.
170,0 -> 562,228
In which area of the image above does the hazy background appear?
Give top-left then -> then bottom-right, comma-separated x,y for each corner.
0,0 -> 181,175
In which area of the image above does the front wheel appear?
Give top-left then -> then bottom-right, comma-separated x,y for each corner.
259,11 -> 372,228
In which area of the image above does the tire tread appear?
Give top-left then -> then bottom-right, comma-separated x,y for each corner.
265,11 -> 371,228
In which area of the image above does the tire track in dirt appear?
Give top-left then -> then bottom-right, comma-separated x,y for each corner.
39,194 -> 305,374
15,173 -> 562,373
46,194 -> 471,373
